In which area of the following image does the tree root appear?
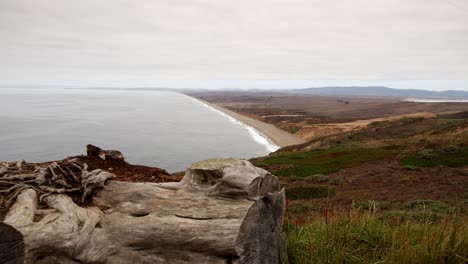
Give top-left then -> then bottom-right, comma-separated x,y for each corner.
0,159 -> 114,219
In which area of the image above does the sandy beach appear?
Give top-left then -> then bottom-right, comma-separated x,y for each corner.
203,101 -> 305,148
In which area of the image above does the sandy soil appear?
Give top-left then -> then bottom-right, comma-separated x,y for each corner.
205,102 -> 305,147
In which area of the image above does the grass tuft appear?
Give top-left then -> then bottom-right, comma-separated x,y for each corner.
286,209 -> 468,264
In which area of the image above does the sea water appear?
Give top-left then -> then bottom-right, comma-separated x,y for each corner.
0,88 -> 278,172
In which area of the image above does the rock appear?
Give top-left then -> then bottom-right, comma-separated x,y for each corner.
100,150 -> 124,160
86,144 -> 102,156
87,144 -> 124,161
4,158 -> 286,263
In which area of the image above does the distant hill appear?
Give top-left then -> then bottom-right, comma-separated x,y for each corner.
285,86 -> 468,99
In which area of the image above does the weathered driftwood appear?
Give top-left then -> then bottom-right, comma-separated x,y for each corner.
3,158 -> 286,263
0,222 -> 24,264
0,159 -> 114,214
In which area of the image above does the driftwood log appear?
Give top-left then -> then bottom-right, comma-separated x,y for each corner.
2,158 -> 286,263
0,222 -> 24,264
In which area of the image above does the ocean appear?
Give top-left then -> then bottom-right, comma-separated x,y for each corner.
0,88 -> 278,172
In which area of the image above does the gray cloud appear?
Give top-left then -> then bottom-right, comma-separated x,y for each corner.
0,0 -> 467,88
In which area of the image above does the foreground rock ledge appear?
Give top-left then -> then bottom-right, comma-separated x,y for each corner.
3,158 -> 286,263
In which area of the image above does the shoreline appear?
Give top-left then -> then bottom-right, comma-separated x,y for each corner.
187,96 -> 305,148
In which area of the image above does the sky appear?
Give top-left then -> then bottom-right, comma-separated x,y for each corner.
0,0 -> 467,90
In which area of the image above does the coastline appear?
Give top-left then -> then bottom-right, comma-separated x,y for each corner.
186,96 -> 305,148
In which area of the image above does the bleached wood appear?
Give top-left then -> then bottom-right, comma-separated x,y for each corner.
3,158 -> 286,263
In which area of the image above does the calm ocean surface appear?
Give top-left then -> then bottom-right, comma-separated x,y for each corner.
0,89 -> 278,172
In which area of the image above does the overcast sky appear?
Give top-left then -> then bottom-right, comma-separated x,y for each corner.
1,0 -> 467,90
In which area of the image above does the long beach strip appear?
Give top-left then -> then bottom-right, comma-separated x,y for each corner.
186,95 -> 305,151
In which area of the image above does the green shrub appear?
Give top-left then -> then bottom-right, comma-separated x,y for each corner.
287,127 -> 301,134
402,165 -> 420,170
385,210 -> 446,222
290,203 -> 320,214
416,149 -> 439,159
289,174 -> 329,183
286,186 -> 336,200
406,200 -> 453,214
304,174 -> 329,183
442,145 -> 461,154
329,179 -> 340,186
401,147 -> 468,168
257,146 -> 398,177
357,200 -> 392,211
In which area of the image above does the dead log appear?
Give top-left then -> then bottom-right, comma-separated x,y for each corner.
0,222 -> 24,264
3,158 -> 286,263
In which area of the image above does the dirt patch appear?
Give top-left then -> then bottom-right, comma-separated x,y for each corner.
295,112 -> 437,140
281,158 -> 467,213
74,155 -> 181,183
330,159 -> 466,205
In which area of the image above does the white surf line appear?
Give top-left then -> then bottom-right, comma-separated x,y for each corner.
184,95 -> 280,153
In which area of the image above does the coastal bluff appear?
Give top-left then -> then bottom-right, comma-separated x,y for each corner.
0,147 -> 286,263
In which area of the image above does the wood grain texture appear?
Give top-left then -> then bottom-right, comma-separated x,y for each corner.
4,158 -> 286,263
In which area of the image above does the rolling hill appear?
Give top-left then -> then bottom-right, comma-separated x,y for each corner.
286,86 -> 468,99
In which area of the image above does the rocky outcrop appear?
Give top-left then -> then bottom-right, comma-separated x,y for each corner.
1,157 -> 286,263
86,144 -> 124,161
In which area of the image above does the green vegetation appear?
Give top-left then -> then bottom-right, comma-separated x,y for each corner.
402,164 -> 421,170
289,203 -> 320,214
286,127 -> 301,134
401,147 -> 468,168
406,200 -> 454,214
438,111 -> 468,119
289,174 -> 329,183
259,115 -> 468,263
286,210 -> 468,264
329,178 -> 341,186
434,120 -> 467,131
373,200 -> 457,222
254,145 -> 398,177
285,186 -> 336,200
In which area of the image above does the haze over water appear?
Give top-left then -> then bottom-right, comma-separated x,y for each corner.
0,89 -> 275,172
